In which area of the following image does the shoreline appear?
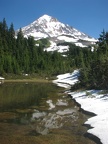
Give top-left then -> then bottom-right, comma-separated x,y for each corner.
53,70 -> 106,144
53,82 -> 102,143
69,94 -> 102,144
4,79 -> 52,83
53,70 -> 104,144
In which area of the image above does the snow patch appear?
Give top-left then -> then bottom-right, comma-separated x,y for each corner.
53,70 -> 79,87
44,41 -> 69,53
57,35 -> 78,42
75,42 -> 87,47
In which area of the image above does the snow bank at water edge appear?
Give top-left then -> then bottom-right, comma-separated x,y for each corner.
53,70 -> 108,144
53,70 -> 79,88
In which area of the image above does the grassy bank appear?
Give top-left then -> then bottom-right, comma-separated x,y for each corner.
4,78 -> 51,83
2,73 -> 55,83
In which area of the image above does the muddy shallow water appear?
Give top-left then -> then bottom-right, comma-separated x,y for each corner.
0,83 -> 96,144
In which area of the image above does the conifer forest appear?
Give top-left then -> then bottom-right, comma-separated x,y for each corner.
0,18 -> 108,89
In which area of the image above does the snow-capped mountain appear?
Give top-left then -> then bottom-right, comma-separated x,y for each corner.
17,14 -> 97,51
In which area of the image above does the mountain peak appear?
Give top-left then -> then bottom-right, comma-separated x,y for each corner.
38,14 -> 51,21
37,14 -> 58,23
19,14 -> 97,48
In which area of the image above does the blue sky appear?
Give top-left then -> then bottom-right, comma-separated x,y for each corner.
0,0 -> 108,38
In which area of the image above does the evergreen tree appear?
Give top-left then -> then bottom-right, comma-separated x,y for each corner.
78,30 -> 108,89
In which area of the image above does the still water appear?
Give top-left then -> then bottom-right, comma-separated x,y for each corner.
0,82 -> 95,144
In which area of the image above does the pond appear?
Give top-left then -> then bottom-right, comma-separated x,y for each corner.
0,82 -> 96,144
